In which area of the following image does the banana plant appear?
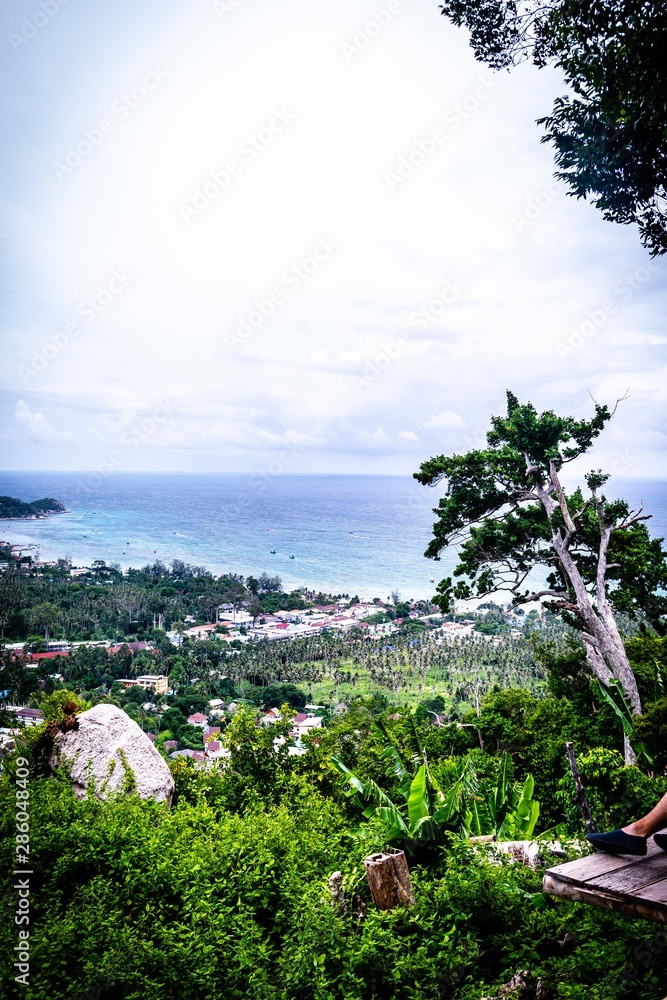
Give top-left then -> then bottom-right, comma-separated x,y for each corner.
596,678 -> 654,766
331,718 -> 540,847
496,773 -> 540,840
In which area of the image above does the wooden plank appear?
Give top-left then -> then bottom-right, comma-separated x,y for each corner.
587,855 -> 667,897
543,830 -> 667,924
546,840 -> 662,885
542,874 -> 667,923
637,878 -> 667,906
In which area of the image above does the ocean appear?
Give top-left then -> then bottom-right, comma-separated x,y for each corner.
0,472 -> 666,601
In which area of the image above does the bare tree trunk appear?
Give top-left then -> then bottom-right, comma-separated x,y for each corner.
623,733 -> 636,767
538,463 -> 642,764
364,849 -> 415,910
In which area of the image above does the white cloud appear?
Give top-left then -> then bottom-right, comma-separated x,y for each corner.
424,410 -> 464,429
0,0 -> 665,475
9,401 -> 76,446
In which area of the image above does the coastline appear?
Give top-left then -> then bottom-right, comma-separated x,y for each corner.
0,473 -> 665,602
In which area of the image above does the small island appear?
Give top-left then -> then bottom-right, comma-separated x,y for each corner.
0,495 -> 67,519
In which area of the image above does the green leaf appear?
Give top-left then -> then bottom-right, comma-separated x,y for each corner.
596,680 -> 634,736
407,765 -> 430,830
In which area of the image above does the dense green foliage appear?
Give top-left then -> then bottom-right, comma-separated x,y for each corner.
0,556 -> 308,642
415,393 -> 667,759
438,0 -> 667,255
2,674 -> 667,999
2,528 -> 666,997
415,392 -> 667,630
0,496 -> 65,518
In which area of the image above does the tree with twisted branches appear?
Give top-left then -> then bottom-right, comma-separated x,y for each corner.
415,391 -> 667,762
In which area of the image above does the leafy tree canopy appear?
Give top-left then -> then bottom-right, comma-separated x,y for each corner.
415,391 -> 667,746
439,0 -> 667,254
415,391 -> 667,629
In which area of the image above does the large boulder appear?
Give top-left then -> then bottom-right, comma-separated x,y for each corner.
50,703 -> 174,805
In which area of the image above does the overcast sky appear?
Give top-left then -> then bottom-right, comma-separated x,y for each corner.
1,0 -> 665,479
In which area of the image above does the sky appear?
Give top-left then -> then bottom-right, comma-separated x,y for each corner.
1,0 -> 666,480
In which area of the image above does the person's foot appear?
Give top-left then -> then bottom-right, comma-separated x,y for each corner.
586,829 -> 647,856
653,833 -> 667,852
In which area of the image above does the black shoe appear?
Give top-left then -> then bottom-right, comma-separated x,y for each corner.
654,833 -> 667,851
586,829 -> 647,856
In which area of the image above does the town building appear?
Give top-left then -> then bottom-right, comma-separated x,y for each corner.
118,675 -> 168,694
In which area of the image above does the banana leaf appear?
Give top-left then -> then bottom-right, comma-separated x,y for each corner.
496,775 -> 539,840
403,714 -> 426,770
407,764 -> 430,830
372,719 -> 412,798
596,679 -> 634,736
411,815 -> 442,842
486,753 -> 511,828
330,754 -> 409,838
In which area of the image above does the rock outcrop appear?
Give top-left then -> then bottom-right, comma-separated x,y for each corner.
50,703 -> 174,804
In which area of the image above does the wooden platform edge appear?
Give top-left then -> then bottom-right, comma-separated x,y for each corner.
542,873 -> 667,924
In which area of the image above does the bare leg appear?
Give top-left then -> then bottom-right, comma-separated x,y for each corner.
623,793 -> 667,837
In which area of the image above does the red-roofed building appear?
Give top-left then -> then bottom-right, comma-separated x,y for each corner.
188,712 -> 208,727
24,650 -> 69,662
108,641 -> 151,655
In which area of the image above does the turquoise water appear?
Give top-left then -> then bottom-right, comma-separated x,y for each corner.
0,473 -> 665,601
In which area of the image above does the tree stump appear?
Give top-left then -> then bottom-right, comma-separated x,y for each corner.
363,848 -> 415,910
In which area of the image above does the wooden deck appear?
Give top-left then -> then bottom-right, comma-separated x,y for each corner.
543,830 -> 667,923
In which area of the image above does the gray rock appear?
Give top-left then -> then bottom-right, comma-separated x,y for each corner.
51,703 -> 174,804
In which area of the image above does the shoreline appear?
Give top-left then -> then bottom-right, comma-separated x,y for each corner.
0,530 -> 436,603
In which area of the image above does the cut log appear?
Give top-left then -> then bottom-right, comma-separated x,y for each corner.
364,848 -> 415,910
565,742 -> 597,835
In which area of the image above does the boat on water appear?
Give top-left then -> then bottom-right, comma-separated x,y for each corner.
270,549 -> 276,554
289,554 -> 295,559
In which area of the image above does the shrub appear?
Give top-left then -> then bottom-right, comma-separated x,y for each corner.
557,746 -> 667,834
